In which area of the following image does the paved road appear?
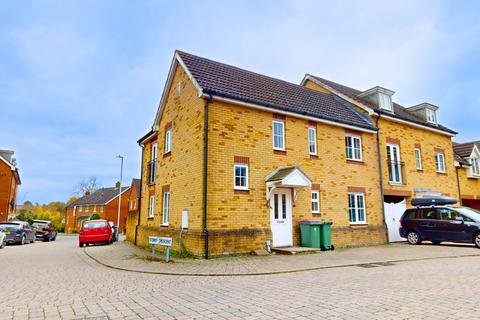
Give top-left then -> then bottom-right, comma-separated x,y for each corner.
0,236 -> 479,320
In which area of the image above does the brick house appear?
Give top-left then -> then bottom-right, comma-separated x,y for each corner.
0,150 -> 21,222
134,51 -> 387,257
126,178 -> 141,242
302,76 -> 458,242
453,141 -> 480,209
65,183 -> 130,233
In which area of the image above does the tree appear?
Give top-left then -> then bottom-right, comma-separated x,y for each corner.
90,213 -> 101,220
74,176 -> 101,196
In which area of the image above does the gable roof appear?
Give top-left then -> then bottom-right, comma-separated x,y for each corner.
67,186 -> 130,208
0,154 -> 21,185
303,75 -> 457,136
150,51 -> 377,134
453,141 -> 480,166
129,178 -> 141,199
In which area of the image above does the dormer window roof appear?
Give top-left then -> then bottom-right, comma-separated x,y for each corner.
357,86 -> 395,112
406,103 -> 439,125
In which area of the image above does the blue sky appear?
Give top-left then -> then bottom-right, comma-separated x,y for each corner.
1,0 -> 480,204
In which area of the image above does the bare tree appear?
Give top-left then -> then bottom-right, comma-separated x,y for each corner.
74,176 -> 101,196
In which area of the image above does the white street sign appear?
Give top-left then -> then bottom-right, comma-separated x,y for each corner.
149,236 -> 172,247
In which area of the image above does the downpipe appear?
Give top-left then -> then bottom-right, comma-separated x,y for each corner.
203,94 -> 213,259
375,114 -> 389,242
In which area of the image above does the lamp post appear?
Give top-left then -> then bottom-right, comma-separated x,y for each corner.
116,155 -> 124,240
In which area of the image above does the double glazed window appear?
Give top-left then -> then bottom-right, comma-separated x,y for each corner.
308,127 -> 317,155
165,128 -> 172,153
148,195 -> 155,218
273,120 -> 285,150
426,109 -> 437,124
234,164 -> 248,190
378,93 -> 393,111
470,156 -> 480,176
415,148 -> 422,170
348,193 -> 366,224
345,135 -> 362,161
387,144 -> 402,184
162,192 -> 170,225
311,190 -> 320,213
435,152 -> 446,173
149,143 -> 158,185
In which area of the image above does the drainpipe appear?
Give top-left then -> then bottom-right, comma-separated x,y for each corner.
134,143 -> 145,245
203,94 -> 213,259
456,166 -> 463,206
375,114 -> 389,242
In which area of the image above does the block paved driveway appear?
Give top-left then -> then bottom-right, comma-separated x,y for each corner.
1,236 -> 479,320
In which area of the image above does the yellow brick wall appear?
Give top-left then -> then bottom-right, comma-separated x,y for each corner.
136,64 -> 206,254
457,166 -> 480,202
304,78 -> 459,205
207,100 -> 386,251
377,118 -> 458,204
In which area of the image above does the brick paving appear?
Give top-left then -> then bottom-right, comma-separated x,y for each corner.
1,236 -> 480,319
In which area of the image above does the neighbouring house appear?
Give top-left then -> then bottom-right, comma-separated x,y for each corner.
302,75 -> 458,242
134,51 -> 387,257
65,182 -> 130,233
453,141 -> 480,209
126,178 -> 141,242
0,150 -> 21,222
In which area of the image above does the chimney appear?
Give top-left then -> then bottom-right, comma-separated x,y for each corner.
0,150 -> 14,163
85,191 -> 90,196
115,181 -> 121,188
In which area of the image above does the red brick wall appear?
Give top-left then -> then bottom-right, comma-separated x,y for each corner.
0,160 -> 18,222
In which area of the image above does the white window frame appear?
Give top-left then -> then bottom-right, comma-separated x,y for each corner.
470,157 -> 480,176
435,152 -> 446,173
308,127 -> 317,155
79,206 -> 83,212
162,191 -> 170,226
415,148 -> 422,170
311,190 -> 320,213
151,142 -> 158,160
93,205 -> 97,212
345,135 -> 362,161
272,120 -> 285,151
348,193 -> 367,224
378,93 -> 393,112
100,206 -> 104,213
85,205 -> 89,212
148,195 -> 155,218
165,128 -> 172,153
233,164 -> 249,190
426,109 -> 437,124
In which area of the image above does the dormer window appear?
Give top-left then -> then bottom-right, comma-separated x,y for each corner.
378,93 -> 393,112
471,157 -> 480,176
426,109 -> 437,124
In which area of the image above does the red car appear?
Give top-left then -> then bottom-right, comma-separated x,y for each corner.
79,219 -> 112,247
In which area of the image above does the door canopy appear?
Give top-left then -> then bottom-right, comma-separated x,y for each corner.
265,166 -> 312,201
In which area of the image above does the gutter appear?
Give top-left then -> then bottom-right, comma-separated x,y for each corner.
374,114 -> 388,242
135,143 -> 145,245
203,94 -> 213,259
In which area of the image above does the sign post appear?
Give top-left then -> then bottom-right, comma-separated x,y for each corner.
148,236 -> 173,262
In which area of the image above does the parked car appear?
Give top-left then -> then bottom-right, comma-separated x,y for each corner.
79,219 -> 112,247
0,226 -> 6,249
32,220 -> 57,242
0,221 -> 35,245
400,198 -> 480,247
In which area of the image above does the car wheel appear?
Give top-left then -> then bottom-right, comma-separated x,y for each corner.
79,242 -> 84,248
407,231 -> 422,245
45,236 -> 50,242
431,241 -> 441,245
52,234 -> 56,241
474,233 -> 480,248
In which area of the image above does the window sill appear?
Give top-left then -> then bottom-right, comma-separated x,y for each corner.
312,212 -> 322,215
388,182 -> 403,186
467,175 -> 480,179
349,223 -> 368,227
436,171 -> 447,175
163,152 -> 171,158
234,189 -> 250,195
346,159 -> 365,165
273,149 -> 286,155
309,154 -> 319,159
160,224 -> 169,227
147,217 -> 154,220
416,168 -> 423,172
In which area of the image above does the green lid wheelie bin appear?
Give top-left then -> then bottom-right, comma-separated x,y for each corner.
319,221 -> 334,251
299,220 -> 323,248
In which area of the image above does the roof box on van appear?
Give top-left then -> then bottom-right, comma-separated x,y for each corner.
411,196 -> 457,207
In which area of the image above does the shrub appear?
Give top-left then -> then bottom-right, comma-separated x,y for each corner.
90,213 -> 101,220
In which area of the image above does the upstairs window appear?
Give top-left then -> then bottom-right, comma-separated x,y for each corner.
79,206 -> 83,212
273,120 -> 285,150
308,127 -> 317,155
234,164 -> 249,190
415,148 -> 422,170
378,93 -> 393,112
426,109 -> 437,124
470,157 -> 480,176
435,152 -> 446,173
165,128 -> 172,153
345,135 -> 362,161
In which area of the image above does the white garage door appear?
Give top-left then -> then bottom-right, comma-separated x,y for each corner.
384,199 -> 407,242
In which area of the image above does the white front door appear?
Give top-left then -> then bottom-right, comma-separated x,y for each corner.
270,188 -> 293,247
384,199 -> 407,242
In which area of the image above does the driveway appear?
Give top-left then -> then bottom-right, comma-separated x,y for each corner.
0,236 -> 479,319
